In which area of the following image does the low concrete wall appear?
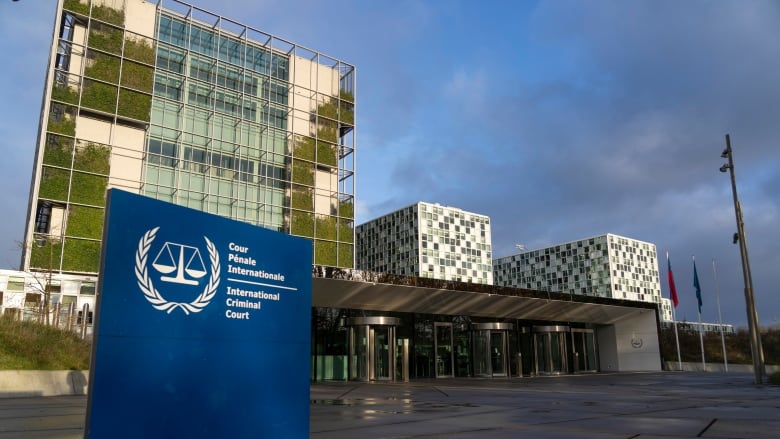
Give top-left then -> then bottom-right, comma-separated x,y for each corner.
0,370 -> 88,398
664,361 -> 780,374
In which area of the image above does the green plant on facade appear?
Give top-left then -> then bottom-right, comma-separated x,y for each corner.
66,205 -> 104,239
88,25 -> 123,55
338,243 -> 353,268
339,90 -> 354,103
291,186 -> 313,211
38,167 -> 70,202
315,239 -> 337,266
123,37 -> 155,64
48,117 -> 76,137
338,219 -> 353,243
63,0 -> 124,26
292,159 -> 314,186
51,83 -> 79,105
339,198 -> 354,218
118,88 -> 151,121
70,172 -> 107,206
316,97 -> 338,120
48,104 -> 76,136
62,238 -> 101,272
63,0 -> 89,16
90,4 -> 125,27
29,237 -> 63,271
291,210 -> 314,237
339,100 -> 354,125
84,51 -> 120,83
317,119 -> 338,143
121,61 -> 154,92
42,135 -> 74,168
294,136 -> 316,161
81,80 -> 117,113
315,215 -> 337,241
74,142 -> 110,174
316,141 -> 338,168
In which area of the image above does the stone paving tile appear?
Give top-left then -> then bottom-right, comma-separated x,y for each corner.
2,372 -> 779,438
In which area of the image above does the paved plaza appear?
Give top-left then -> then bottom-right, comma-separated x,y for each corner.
1,372 -> 779,438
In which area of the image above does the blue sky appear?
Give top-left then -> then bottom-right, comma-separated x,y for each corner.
1,0 -> 778,329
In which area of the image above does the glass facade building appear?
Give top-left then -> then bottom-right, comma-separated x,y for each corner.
356,202 -> 493,285
23,0 -> 356,275
493,234 -> 662,307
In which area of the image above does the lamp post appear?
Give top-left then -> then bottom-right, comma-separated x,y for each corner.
720,134 -> 765,384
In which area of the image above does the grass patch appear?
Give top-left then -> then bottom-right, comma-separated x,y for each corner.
0,316 -> 90,370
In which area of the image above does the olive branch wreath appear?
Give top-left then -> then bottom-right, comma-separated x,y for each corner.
134,227 -> 220,315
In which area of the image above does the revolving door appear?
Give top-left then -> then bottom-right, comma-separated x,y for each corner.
533,325 -> 569,375
472,323 -> 513,377
346,317 -> 407,382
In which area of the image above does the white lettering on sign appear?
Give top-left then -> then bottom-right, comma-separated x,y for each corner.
222,242 -> 296,322
228,242 -> 249,253
226,265 -> 284,281
225,309 -> 250,320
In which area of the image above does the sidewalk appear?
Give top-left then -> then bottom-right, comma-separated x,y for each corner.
2,372 -> 779,438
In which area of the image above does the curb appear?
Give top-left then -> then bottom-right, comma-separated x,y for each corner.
0,370 -> 89,398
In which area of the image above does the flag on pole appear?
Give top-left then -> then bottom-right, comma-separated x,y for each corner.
667,252 -> 679,307
693,258 -> 702,313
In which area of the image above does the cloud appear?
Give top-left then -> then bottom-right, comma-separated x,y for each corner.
1,0 -> 778,328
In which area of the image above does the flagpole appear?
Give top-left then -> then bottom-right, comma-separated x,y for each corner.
693,256 -> 706,371
672,304 -> 682,371
668,252 -> 682,371
712,259 -> 728,372
697,309 -> 706,371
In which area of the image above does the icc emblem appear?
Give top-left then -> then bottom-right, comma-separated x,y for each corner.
135,227 -> 221,314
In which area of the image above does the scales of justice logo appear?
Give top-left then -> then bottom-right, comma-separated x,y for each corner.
134,227 -> 220,314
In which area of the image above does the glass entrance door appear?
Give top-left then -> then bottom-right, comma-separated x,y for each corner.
472,323 -> 513,377
434,323 -> 454,378
373,325 -> 391,380
346,317 -> 401,381
571,329 -> 598,372
350,325 -> 369,381
533,325 -> 569,375
473,330 -> 489,377
490,331 -> 507,376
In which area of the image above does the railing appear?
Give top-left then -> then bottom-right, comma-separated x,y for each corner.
2,302 -> 92,339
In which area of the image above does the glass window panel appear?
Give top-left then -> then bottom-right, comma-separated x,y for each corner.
185,108 -> 211,136
158,15 -> 187,47
154,72 -> 184,101
246,46 -> 270,75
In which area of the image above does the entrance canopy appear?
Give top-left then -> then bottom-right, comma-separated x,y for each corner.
312,274 -> 658,325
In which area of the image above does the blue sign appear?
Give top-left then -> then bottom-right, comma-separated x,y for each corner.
86,189 -> 312,438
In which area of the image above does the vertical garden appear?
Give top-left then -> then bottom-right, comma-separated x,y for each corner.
290,88 -> 355,268
32,1 -> 155,273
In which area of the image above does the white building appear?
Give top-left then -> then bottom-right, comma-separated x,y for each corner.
0,269 -> 96,333
493,234 -> 662,307
659,297 -> 674,322
355,202 -> 493,284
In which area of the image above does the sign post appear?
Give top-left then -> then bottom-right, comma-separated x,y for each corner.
85,189 -> 312,438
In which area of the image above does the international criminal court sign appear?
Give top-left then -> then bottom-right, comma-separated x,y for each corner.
85,189 -> 312,438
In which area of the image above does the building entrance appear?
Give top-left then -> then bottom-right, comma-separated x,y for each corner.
472,323 -> 513,377
533,325 -> 569,375
346,317 -> 405,381
434,322 -> 454,378
571,328 -> 598,372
